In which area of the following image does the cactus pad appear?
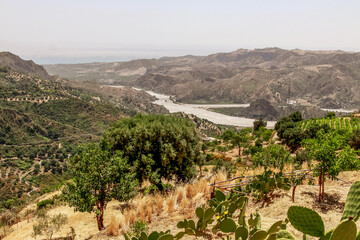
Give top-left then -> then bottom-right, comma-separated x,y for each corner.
276,230 -> 295,239
267,220 -> 282,235
288,206 -> 325,237
148,232 -> 160,240
158,234 -> 174,240
329,220 -> 357,240
235,226 -> 248,240
215,190 -> 226,202
220,218 -> 237,233
341,181 -> 360,222
249,230 -> 267,240
195,207 -> 204,219
204,208 -> 215,221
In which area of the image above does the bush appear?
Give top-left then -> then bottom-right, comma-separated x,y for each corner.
37,199 -> 54,210
103,114 -> 202,184
253,118 -> 267,131
127,220 -> 149,239
294,150 -> 310,168
348,129 -> 360,150
252,144 -> 293,170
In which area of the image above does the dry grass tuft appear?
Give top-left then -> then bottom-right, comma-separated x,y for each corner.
139,209 -> 146,222
166,195 -> 176,213
155,195 -> 164,215
107,215 -> 119,236
179,198 -> 188,214
175,187 -> 185,204
128,210 -> 136,226
196,179 -> 210,196
146,206 -> 153,223
118,214 -> 126,235
186,184 -> 196,199
215,172 -> 227,185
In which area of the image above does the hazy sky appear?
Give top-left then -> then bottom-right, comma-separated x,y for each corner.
1,0 -> 360,64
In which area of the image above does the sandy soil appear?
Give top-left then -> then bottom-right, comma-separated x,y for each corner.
4,171 -> 359,240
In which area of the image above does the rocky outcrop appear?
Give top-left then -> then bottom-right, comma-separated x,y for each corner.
0,52 -> 50,78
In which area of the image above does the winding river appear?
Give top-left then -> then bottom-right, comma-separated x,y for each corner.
110,85 -> 355,128
140,89 -> 276,128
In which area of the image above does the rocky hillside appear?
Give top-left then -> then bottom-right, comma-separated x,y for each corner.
45,48 -> 360,109
0,52 -> 50,79
0,53 -> 167,212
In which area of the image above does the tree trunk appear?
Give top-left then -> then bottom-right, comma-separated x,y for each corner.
292,185 -> 297,202
238,146 -> 241,156
321,175 -> 325,201
96,200 -> 105,230
318,169 -> 322,202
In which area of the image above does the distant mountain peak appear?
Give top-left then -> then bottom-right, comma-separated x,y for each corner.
0,51 -> 50,78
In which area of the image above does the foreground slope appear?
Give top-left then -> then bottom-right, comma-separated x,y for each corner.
0,52 -> 167,212
4,171 -> 360,240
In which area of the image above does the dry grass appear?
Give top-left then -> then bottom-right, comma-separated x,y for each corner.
155,195 -> 164,215
185,184 -> 196,199
4,171 -> 360,240
175,187 -> 185,204
179,198 -> 188,214
146,206 -> 153,223
106,216 -> 119,236
166,195 -> 176,213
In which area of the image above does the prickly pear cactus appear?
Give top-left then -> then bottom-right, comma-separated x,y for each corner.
235,226 -> 248,240
356,231 -> 360,240
287,206 -> 325,237
249,230 -> 267,240
266,220 -> 282,235
341,181 -> 360,222
220,218 -> 237,233
158,234 -> 174,240
276,230 -> 295,239
329,219 -> 357,240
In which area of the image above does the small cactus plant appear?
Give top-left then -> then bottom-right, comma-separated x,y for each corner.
329,219 -> 357,240
341,181 -> 360,222
288,206 -> 325,237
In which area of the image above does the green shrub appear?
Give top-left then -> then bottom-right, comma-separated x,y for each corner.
37,199 -> 54,210
127,220 -> 149,239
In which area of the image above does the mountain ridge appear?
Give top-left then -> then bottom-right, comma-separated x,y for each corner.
44,47 -> 360,109
0,51 -> 50,79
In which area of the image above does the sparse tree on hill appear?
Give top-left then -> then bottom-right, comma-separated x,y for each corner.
253,118 -> 267,131
303,130 -> 358,202
63,144 -> 138,230
231,130 -> 251,156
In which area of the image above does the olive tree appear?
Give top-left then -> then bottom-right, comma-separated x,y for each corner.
303,130 -> 358,202
103,114 -> 202,185
63,144 -> 138,230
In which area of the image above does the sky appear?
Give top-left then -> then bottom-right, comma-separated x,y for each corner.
1,0 -> 360,64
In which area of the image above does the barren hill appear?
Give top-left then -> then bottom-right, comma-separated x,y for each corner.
0,52 -> 50,79
45,48 -> 360,109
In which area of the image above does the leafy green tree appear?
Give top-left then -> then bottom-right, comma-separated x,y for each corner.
289,111 -> 303,122
283,127 -> 305,151
230,129 -> 251,156
252,144 -> 293,170
253,118 -> 267,131
348,129 -> 360,150
304,123 -> 330,139
103,114 -> 202,185
63,144 -> 138,230
302,130 -> 357,201
325,111 -> 336,118
221,129 -> 235,142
